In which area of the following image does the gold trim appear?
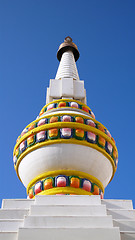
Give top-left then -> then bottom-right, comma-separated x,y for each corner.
31,187 -> 94,198
36,187 -> 93,197
14,122 -> 117,155
40,99 -> 92,114
27,169 -> 104,194
20,112 -> 108,134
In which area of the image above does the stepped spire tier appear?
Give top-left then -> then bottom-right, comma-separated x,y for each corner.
13,37 -> 118,199
55,51 -> 80,80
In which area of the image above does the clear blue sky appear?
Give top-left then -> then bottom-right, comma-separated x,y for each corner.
0,0 -> 135,206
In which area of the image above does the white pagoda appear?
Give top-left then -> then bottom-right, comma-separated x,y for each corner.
0,37 -> 135,240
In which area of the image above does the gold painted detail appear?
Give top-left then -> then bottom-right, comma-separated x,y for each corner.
39,99 -> 94,117
27,170 -> 104,199
32,188 -> 93,198
13,122 -> 118,181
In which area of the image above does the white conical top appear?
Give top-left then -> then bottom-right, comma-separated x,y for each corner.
55,50 -> 80,80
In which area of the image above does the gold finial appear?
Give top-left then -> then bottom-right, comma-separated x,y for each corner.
57,36 -> 80,62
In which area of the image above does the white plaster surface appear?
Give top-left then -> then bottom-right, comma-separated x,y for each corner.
35,195 -> 101,205
18,143 -> 113,188
55,51 -> 79,80
0,196 -> 135,240
121,232 -> 135,240
30,204 -> 107,216
2,199 -> 34,209
73,79 -> 85,99
47,78 -> 86,102
107,209 -> 135,219
0,232 -> 17,240
113,219 -> 135,231
101,199 -> 133,210
23,215 -> 113,228
0,220 -> 23,231
0,209 -> 29,219
46,50 -> 88,103
18,228 -> 121,240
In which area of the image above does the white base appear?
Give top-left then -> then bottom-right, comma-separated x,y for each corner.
23,215 -> 113,228
0,232 -> 17,240
35,195 -> 101,205
0,220 -> 23,232
0,209 -> 29,219
18,227 -> 120,240
30,204 -> 106,216
1,196 -> 134,240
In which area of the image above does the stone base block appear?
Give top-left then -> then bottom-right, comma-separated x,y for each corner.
1,199 -> 34,209
35,195 -> 101,205
0,220 -> 23,232
102,200 -> 133,210
113,220 -> 135,231
23,216 -> 113,228
107,209 -> 135,220
0,232 -> 17,240
30,204 -> 107,216
18,227 -> 121,240
0,209 -> 29,219
121,231 -> 135,240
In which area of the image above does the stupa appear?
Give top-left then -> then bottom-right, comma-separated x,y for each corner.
13,36 -> 118,199
0,37 -> 135,240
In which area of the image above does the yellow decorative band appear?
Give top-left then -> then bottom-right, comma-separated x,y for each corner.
39,99 -> 94,117
17,112 -> 108,135
27,169 -> 104,194
14,122 -> 117,155
13,115 -> 118,183
40,99 -> 92,112
34,187 -> 93,197
27,170 -> 104,199
43,99 -> 91,109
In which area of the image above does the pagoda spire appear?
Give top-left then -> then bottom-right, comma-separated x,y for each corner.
46,37 -> 86,104
55,37 -> 80,80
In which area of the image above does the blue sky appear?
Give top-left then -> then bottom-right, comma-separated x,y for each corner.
0,0 -> 135,206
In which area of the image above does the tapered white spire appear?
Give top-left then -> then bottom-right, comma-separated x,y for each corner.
46,37 -> 86,104
55,50 -> 79,80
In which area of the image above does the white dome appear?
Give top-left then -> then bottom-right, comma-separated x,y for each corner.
18,143 -> 113,188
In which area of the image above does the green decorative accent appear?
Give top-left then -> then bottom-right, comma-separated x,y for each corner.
79,104 -> 82,109
91,183 -> 98,193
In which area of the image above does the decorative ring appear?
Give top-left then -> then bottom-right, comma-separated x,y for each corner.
20,112 -> 108,133
31,187 -> 94,198
14,122 -> 117,154
27,169 -> 104,194
39,99 -> 95,118
41,99 -> 92,112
